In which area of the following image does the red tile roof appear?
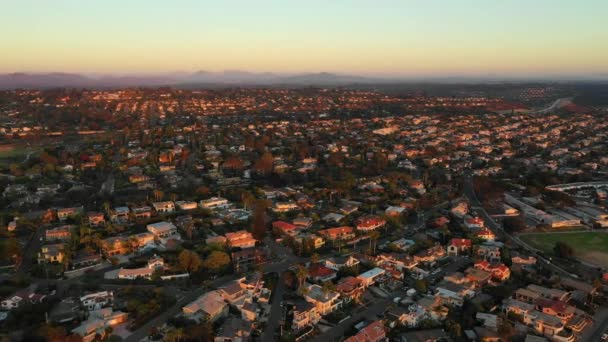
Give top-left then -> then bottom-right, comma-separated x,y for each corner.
449,238 -> 472,248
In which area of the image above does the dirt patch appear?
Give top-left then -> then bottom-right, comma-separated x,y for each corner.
578,251 -> 608,267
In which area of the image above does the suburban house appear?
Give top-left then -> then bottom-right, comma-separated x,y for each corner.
474,261 -> 511,282
231,248 -> 267,272
272,220 -> 300,236
110,206 -> 130,223
356,217 -> 386,232
475,228 -> 496,241
324,255 -> 360,271
87,212 -> 106,227
292,217 -> 313,228
385,206 -> 407,217
101,236 -> 130,256
295,233 -> 325,250
80,291 -> 113,311
38,243 -> 65,263
71,308 -> 128,342
182,290 -> 228,322
414,245 -> 446,263
117,255 -> 165,280
477,245 -> 501,262
465,267 -> 492,288
357,267 -> 386,287
1,287 -> 46,310
225,230 -> 257,249
303,284 -> 342,316
152,201 -> 175,213
56,207 -> 83,221
344,320 -> 386,342
45,225 -> 72,241
200,197 -> 230,210
447,238 -> 472,256
308,263 -> 337,283
132,206 -> 153,220
337,277 -> 365,303
272,201 -> 300,213
511,255 -> 537,272
386,305 -> 427,328
291,299 -> 320,331
175,200 -> 198,211
146,221 -> 178,239
464,217 -> 485,229
317,226 -> 355,241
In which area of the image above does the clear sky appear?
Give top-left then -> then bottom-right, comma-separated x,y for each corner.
2,0 -> 607,78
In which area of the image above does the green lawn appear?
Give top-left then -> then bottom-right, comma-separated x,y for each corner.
520,231 -> 608,266
0,145 -> 39,166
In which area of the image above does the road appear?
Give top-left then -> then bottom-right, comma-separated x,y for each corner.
124,273 -> 238,342
311,297 -> 391,342
125,243 -> 300,342
463,174 -> 573,278
260,273 -> 287,342
16,224 -> 46,275
532,97 -> 573,114
583,307 -> 608,342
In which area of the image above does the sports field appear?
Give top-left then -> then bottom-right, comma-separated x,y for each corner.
0,145 -> 38,166
519,231 -> 608,266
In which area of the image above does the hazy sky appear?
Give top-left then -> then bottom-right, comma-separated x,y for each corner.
2,0 -> 607,77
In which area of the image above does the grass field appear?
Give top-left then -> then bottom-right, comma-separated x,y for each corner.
520,231 -> 608,266
0,145 -> 38,166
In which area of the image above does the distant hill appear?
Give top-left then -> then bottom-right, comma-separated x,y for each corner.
0,71 -> 386,89
2,71 -> 606,90
0,72 -> 175,89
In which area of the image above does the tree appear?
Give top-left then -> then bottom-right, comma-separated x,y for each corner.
202,251 -> 231,274
369,231 -> 380,255
165,327 -> 185,342
502,216 -> 526,233
253,151 -> 274,174
0,237 -> 22,265
321,281 -> 336,295
295,264 -> 309,291
414,279 -> 428,294
553,242 -> 574,259
223,155 -> 244,170
178,249 -> 202,273
153,189 -> 164,202
251,199 -> 268,240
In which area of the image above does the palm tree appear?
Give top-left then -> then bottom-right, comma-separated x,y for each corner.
153,189 -> 164,202
102,201 -> 111,216
165,327 -> 184,342
295,264 -> 309,291
369,231 -> 380,255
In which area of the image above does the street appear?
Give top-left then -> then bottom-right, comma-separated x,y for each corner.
311,297 -> 391,342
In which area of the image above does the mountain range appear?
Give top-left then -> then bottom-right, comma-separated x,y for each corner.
2,71 -> 606,89
0,71 -> 382,89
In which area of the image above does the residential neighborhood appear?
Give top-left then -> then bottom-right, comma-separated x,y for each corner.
0,86 -> 608,342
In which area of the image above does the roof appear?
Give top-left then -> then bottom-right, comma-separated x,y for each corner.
272,220 -> 298,231
318,226 -> 353,237
344,320 -> 385,342
337,277 -> 363,293
449,238 -> 472,247
357,267 -> 386,280
309,263 -> 336,279
183,290 -> 226,316
146,221 -> 176,232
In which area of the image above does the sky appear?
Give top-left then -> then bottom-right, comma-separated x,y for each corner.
2,0 -> 607,78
